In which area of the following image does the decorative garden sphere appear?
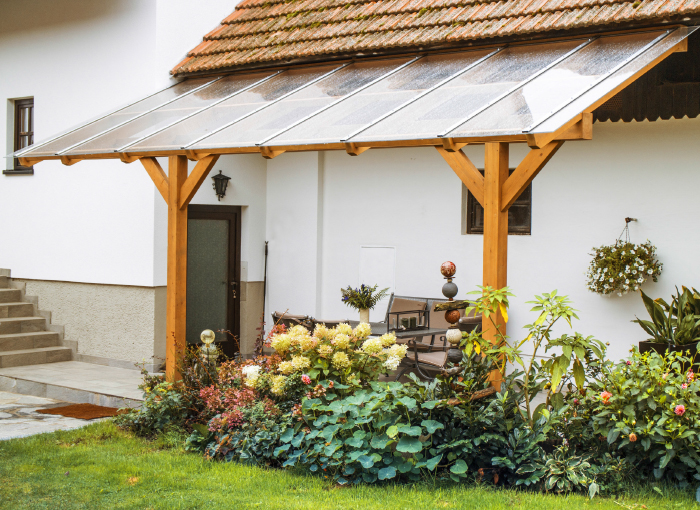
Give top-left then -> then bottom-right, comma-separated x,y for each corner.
200,329 -> 216,345
442,281 -> 458,299
446,328 -> 462,346
440,261 -> 456,278
444,309 -> 461,325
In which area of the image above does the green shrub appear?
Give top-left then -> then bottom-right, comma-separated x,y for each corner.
115,381 -> 186,436
586,349 -> 700,487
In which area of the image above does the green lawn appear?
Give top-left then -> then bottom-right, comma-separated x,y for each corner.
0,421 -> 696,510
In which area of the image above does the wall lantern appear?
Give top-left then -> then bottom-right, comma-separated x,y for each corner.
211,170 -> 231,201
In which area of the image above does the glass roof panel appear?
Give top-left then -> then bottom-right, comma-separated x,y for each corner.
348,40 -> 582,143
446,31 -> 665,138
67,72 -> 281,155
22,78 -> 213,157
265,51 -> 493,147
189,58 -> 410,150
531,26 -> 695,135
113,65 -> 341,153
13,27 -> 694,160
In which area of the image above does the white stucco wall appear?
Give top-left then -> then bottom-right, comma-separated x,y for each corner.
0,0 -> 237,287
264,117 -> 700,362
266,152 -> 324,318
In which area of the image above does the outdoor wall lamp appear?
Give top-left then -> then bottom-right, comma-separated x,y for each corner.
212,170 -> 231,201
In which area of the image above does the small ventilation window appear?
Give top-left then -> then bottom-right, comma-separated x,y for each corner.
4,98 -> 34,175
462,169 -> 532,235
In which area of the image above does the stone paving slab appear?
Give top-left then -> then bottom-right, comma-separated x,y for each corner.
0,361 -> 144,408
0,391 -> 97,440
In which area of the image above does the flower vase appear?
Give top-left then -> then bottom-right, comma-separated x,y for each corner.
359,308 -> 370,324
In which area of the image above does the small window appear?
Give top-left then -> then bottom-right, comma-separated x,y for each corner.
463,169 -> 532,235
4,98 -> 34,175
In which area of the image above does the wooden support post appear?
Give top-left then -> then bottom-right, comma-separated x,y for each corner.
483,142 -> 509,389
166,155 -> 189,382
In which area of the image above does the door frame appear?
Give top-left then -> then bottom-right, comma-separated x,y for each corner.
187,205 -> 241,357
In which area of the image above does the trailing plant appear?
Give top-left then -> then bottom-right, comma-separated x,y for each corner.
340,284 -> 389,311
586,349 -> 700,498
585,240 -> 662,296
634,287 -> 700,346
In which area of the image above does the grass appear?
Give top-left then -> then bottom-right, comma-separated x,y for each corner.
0,421 -> 697,510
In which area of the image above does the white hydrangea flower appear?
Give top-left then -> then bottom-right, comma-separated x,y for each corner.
383,355 -> 401,371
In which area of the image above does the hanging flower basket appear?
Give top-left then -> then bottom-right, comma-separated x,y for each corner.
585,220 -> 662,297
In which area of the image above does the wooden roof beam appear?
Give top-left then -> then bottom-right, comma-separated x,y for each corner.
179,154 -> 220,209
436,146 -> 484,207
140,157 -> 169,203
526,112 -> 592,148
501,141 -> 563,211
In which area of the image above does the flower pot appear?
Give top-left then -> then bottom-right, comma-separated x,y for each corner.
638,340 -> 700,358
359,308 -> 370,323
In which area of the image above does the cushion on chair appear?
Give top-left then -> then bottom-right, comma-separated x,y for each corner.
416,350 -> 448,367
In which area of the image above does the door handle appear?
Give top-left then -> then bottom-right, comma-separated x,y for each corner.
231,281 -> 237,299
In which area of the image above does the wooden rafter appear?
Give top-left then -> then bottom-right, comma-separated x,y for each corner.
435,146 -> 484,207
501,141 -> 563,211
140,157 -> 169,203
59,156 -> 80,166
344,142 -> 370,156
179,154 -> 220,209
260,147 -> 285,159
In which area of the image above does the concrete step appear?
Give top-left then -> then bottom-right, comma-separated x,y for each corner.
0,289 -> 21,303
0,276 -> 8,289
0,361 -> 142,408
0,317 -> 46,335
0,332 -> 60,352
0,302 -> 34,318
0,346 -> 72,368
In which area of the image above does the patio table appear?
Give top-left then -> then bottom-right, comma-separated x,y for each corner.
345,321 -> 447,341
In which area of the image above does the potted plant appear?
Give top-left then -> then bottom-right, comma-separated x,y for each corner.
585,239 -> 662,297
340,284 -> 389,323
633,287 -> 700,357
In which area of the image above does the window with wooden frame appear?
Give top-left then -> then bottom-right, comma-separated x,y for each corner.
4,98 -> 34,175
462,169 -> 532,235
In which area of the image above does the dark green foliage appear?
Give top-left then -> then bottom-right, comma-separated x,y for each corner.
634,287 -> 700,345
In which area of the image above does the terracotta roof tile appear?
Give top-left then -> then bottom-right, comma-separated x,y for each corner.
171,0 -> 700,75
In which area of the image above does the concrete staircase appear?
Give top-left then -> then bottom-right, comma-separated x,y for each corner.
0,272 -> 73,368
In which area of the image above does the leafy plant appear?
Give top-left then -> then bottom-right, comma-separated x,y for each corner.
115,381 -> 186,436
634,287 -> 700,346
465,287 -> 605,425
586,349 -> 700,497
341,284 -> 389,311
585,240 -> 662,296
278,380 -> 453,484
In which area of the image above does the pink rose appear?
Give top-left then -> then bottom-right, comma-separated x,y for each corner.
675,405 -> 686,416
626,361 -> 632,366
682,383 -> 688,389
301,375 -> 311,385
601,391 -> 612,404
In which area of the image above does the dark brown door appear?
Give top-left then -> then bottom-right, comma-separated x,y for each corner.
186,205 -> 241,357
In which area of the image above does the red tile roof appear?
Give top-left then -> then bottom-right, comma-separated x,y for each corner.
172,0 -> 700,75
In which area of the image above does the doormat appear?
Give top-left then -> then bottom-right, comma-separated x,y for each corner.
36,404 -> 125,420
